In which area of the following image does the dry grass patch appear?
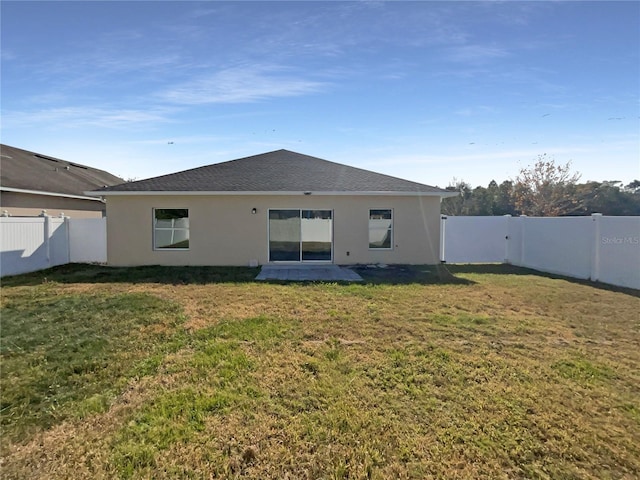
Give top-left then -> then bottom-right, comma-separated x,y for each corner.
1,264 -> 639,479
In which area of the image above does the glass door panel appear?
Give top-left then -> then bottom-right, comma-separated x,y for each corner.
269,210 -> 301,261
301,210 -> 332,261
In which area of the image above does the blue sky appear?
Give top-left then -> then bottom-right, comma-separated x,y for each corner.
2,1 -> 639,188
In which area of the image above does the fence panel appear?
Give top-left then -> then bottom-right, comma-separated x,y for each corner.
0,217 -> 48,276
1,216 -> 107,277
598,216 -> 640,290
69,217 -> 107,263
521,217 -> 592,279
50,218 -> 70,267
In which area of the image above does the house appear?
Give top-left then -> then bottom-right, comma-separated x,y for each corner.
0,144 -> 124,218
88,150 -> 457,266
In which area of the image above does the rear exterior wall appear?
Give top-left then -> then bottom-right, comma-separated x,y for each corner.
105,194 -> 442,266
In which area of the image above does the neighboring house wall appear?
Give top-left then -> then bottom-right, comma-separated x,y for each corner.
0,191 -> 105,218
106,194 -> 442,266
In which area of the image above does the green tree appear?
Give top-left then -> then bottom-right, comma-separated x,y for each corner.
496,180 -> 517,215
441,179 -> 473,216
441,169 -> 637,217
574,181 -> 640,215
624,180 -> 640,195
469,185 -> 491,215
442,179 -> 518,216
475,180 -> 517,215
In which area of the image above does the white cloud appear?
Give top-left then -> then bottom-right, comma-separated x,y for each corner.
158,64 -> 329,105
3,106 -> 175,129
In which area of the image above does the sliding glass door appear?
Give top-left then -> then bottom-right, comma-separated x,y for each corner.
269,209 -> 332,262
268,210 -> 301,261
302,210 -> 332,261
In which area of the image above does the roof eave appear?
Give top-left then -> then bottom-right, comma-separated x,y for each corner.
2,186 -> 106,202
86,190 -> 457,197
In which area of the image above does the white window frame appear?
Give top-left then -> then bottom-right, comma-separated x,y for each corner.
368,208 -> 393,250
153,208 -> 190,250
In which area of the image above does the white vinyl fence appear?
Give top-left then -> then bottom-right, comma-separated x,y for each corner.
441,214 -> 640,290
0,216 -> 106,277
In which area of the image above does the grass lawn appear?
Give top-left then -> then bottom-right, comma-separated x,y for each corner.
1,264 -> 639,479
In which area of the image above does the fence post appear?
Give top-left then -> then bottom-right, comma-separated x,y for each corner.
519,215 -> 527,267
503,214 -> 512,264
440,215 -> 447,262
63,215 -> 71,264
590,213 -> 602,282
40,210 -> 51,268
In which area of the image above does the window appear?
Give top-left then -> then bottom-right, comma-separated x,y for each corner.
154,209 -> 189,249
369,209 -> 392,249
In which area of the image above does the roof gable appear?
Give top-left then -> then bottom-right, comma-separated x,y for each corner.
0,144 -> 124,197
95,150 -> 449,195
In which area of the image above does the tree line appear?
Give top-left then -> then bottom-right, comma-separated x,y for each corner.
441,155 -> 640,217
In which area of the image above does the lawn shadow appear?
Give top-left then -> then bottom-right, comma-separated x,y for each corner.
348,264 -> 474,286
446,263 -> 640,297
2,263 -> 475,287
1,263 -> 260,287
7,263 -> 634,293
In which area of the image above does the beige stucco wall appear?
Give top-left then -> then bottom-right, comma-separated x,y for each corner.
105,194 -> 443,266
0,191 -> 105,218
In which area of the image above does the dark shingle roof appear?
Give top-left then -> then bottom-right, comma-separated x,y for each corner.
95,150 -> 448,194
1,144 -> 124,197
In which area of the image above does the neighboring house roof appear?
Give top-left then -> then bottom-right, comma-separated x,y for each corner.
91,149 -> 454,196
0,144 -> 124,200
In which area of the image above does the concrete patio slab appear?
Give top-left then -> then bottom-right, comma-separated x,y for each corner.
255,264 -> 363,282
